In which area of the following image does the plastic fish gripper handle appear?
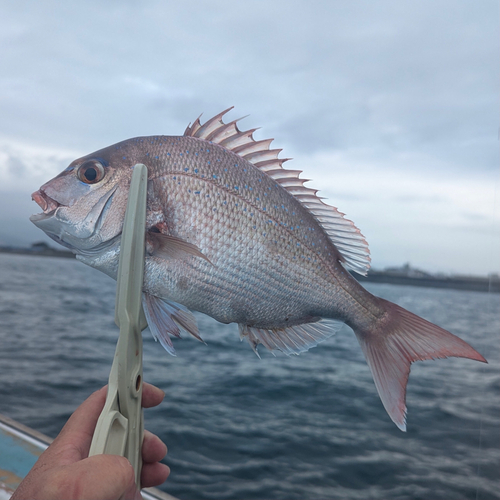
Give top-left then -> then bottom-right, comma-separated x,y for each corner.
89,163 -> 149,489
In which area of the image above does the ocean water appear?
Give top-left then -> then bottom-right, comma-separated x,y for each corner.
0,253 -> 498,500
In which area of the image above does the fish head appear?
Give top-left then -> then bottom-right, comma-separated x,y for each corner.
30,141 -> 142,254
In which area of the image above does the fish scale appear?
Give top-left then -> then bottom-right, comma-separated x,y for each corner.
30,108 -> 486,431
148,138 -> 333,258
139,137 -> 346,324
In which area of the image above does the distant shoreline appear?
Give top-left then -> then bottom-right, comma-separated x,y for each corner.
355,270 -> 499,294
1,245 -> 498,293
0,245 -> 75,259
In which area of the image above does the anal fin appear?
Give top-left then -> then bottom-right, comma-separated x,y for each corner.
238,320 -> 342,356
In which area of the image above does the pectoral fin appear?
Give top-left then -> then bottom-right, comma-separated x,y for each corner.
142,293 -> 203,356
147,231 -> 212,264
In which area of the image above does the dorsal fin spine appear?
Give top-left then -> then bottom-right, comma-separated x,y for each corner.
220,128 -> 260,149
206,120 -> 238,142
194,107 -> 234,139
265,168 -> 303,178
253,158 -> 291,171
242,149 -> 282,163
183,114 -> 203,137
233,138 -> 275,156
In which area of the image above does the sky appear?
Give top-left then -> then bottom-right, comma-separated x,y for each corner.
0,0 -> 498,275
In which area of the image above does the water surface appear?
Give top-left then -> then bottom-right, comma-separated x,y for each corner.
0,254 -> 498,499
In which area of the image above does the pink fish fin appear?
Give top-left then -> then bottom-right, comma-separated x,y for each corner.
142,293 -> 203,355
186,106 -> 235,139
147,231 -> 213,265
183,113 -> 204,137
354,298 -> 487,431
292,197 -> 370,275
183,108 -> 370,275
238,319 -> 342,357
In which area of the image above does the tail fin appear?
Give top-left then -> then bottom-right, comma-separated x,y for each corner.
354,298 -> 487,431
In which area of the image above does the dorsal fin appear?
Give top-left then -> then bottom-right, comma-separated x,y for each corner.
184,108 -> 371,275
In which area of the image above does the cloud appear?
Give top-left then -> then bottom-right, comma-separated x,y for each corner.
0,140 -> 79,192
291,147 -> 500,273
0,0 -> 498,273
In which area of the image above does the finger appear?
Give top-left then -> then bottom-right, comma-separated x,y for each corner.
59,382 -> 162,443
48,387 -> 108,463
43,382 -> 164,465
141,461 -> 171,489
31,454 -> 139,500
141,383 -> 165,408
60,387 -> 107,438
142,430 -> 167,464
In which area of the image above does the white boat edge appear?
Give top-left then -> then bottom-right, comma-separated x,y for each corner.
0,413 -> 178,500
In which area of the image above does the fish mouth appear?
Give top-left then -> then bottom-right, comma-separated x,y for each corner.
30,185 -> 119,256
30,189 -> 63,220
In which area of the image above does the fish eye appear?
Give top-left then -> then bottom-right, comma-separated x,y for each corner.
77,160 -> 105,184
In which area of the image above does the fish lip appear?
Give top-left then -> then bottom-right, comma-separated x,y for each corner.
31,189 -> 63,215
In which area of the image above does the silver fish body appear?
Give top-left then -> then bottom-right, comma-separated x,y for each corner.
31,109 -> 486,430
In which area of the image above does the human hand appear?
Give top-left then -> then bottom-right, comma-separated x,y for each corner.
11,383 -> 170,500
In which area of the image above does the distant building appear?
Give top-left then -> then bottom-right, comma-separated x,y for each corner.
31,241 -> 51,252
382,263 -> 432,278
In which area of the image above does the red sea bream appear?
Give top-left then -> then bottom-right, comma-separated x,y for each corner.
30,108 -> 486,430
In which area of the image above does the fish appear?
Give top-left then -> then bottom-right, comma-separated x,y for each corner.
30,107 -> 486,431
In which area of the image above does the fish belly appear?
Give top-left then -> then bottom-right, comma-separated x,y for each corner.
143,250 -> 346,329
